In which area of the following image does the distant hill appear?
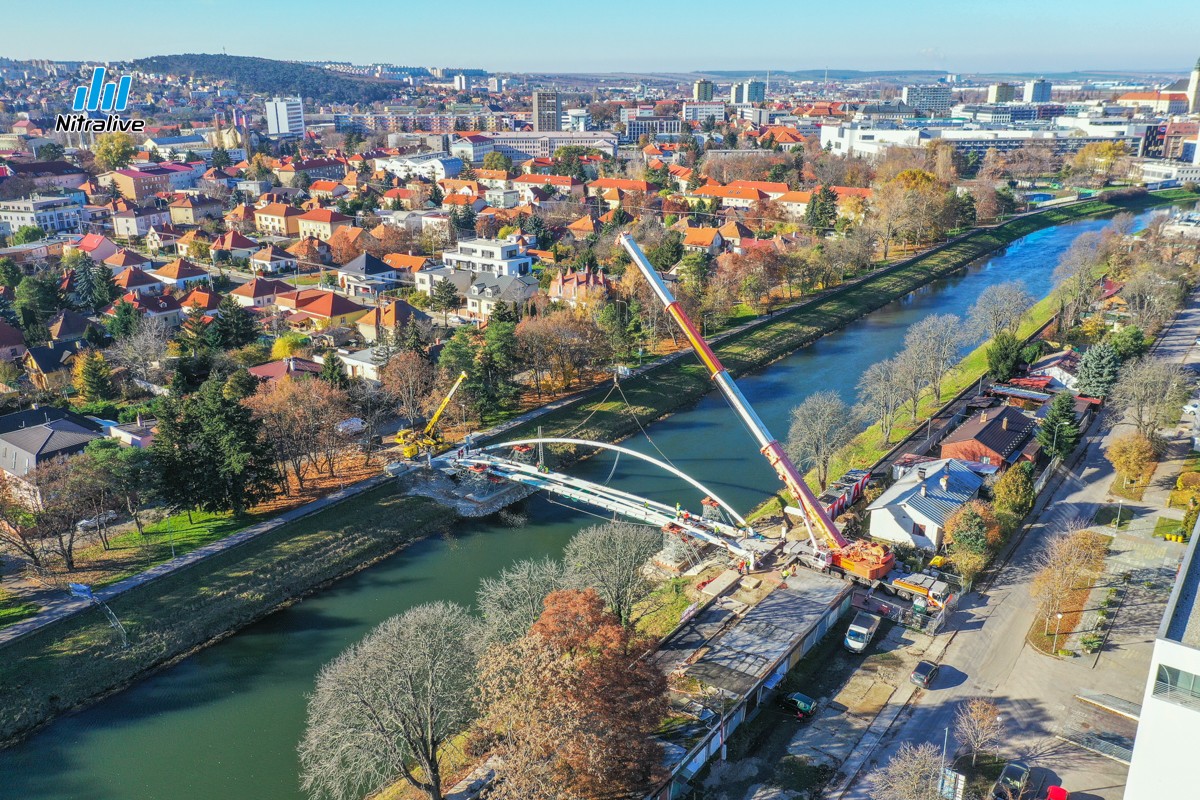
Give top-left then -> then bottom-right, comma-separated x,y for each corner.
131,53 -> 405,104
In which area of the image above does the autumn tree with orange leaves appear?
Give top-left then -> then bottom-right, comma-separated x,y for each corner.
478,589 -> 668,800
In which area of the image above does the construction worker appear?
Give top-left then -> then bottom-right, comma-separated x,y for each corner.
675,502 -> 682,519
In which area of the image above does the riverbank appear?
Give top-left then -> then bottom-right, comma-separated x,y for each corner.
496,189 -> 1199,459
0,484 -> 447,745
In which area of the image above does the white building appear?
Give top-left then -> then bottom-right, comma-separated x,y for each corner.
865,459 -> 984,551
265,97 -> 305,137
476,131 -> 618,160
1125,524 -> 1200,799
820,121 -> 1144,160
442,239 -> 532,277
683,101 -> 725,123
564,108 -> 591,132
379,152 -> 464,181
1023,79 -> 1052,103
0,195 -> 83,237
449,135 -> 495,164
901,85 -> 953,116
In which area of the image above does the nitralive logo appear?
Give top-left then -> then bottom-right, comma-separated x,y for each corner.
55,67 -> 146,133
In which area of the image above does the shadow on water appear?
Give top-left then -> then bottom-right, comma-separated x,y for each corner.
0,206 -> 1178,800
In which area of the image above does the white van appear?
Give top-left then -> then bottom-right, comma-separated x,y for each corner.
844,611 -> 882,653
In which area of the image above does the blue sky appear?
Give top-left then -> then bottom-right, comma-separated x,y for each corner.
8,0 -> 1198,74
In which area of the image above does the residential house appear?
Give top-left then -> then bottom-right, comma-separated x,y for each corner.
475,169 -> 511,190
110,291 -> 184,327
224,203 -> 257,232
689,184 -> 766,210
337,348 -> 385,382
229,277 -> 294,308
47,310 -> 98,343
144,224 -> 182,254
114,266 -> 165,298
275,289 -> 368,329
566,215 -> 599,240
547,267 -> 613,309
866,458 -> 985,551
255,203 -> 302,237
412,265 -> 475,301
586,177 -> 657,198
465,274 -> 541,321
381,253 -> 431,284
0,415 -> 102,479
940,406 -> 1038,467
249,244 -> 299,275
4,160 -> 87,191
67,232 -> 120,264
512,173 -> 584,202
357,298 -> 432,343
287,235 -> 332,266
111,206 -> 170,239
337,252 -> 400,297
100,167 -> 172,201
307,180 -> 349,201
1028,350 -> 1082,392
179,287 -> 223,316
683,227 -> 724,256
0,321 -> 26,361
442,238 -> 532,277
326,225 -> 379,262
175,228 -> 213,260
382,187 -> 418,210
101,248 -> 152,276
211,230 -> 260,261
108,416 -> 156,449
247,357 -> 323,383
22,341 -> 84,390
151,258 -> 210,290
297,208 -> 352,241
442,194 -> 487,213
167,194 -> 222,226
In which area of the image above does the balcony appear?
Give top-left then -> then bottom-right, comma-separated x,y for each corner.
1153,680 -> 1200,712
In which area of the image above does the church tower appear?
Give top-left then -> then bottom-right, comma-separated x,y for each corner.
1188,56 -> 1200,114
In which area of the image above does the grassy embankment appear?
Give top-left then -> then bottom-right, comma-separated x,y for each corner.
0,484 -> 447,745
498,190 -> 1200,476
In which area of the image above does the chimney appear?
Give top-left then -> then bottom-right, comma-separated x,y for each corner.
980,410 -> 987,423
920,484 -> 927,497
1002,416 -> 1008,430
940,474 -> 949,492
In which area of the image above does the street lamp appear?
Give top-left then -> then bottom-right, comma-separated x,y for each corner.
1053,611 -> 1064,653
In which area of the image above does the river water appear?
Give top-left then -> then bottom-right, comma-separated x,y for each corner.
0,208 -> 1171,800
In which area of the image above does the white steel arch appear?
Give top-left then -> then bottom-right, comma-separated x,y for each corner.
481,437 -> 748,528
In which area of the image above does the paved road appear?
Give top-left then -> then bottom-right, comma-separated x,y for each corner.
844,289 -> 1200,800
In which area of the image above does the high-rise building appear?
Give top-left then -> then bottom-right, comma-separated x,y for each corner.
1187,57 -> 1200,114
729,83 -> 745,104
986,83 -> 1016,104
265,97 -> 304,136
682,101 -> 726,123
744,80 -> 766,103
1023,79 -> 1052,103
453,74 -> 469,91
693,79 -> 714,101
900,85 -> 953,116
532,90 -> 561,132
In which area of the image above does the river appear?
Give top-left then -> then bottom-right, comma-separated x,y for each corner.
0,207 -> 1172,800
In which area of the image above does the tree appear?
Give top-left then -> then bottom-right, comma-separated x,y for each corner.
874,742 -> 943,800
109,314 -> 169,382
381,351 -> 435,425
36,142 -> 65,162
211,146 -> 231,169
944,500 -> 1000,554
478,589 -> 666,800
1036,391 -> 1081,460
152,377 -> 279,515
212,295 -> 260,349
481,151 -> 513,173
955,698 -> 1004,766
904,313 -> 963,403
1111,357 -> 1188,441
72,350 -> 115,402
85,438 -> 156,535
477,556 -> 566,646
1030,523 -> 1109,638
992,461 -> 1035,521
94,132 -> 137,171
968,281 -> 1033,341
429,279 -> 460,326
299,602 -> 479,800
245,377 -> 351,491
562,522 -> 661,628
786,391 -> 856,490
1074,341 -> 1120,398
1053,231 -> 1106,329
320,353 -> 349,389
895,346 -> 930,421
516,312 -> 607,394
0,257 -> 22,290
107,300 -> 141,339
13,274 -> 59,339
1107,325 -> 1148,362
985,331 -> 1023,382
805,184 -> 839,231
857,358 -> 906,445
1106,432 -> 1155,487
177,305 -> 214,356
10,225 -> 45,246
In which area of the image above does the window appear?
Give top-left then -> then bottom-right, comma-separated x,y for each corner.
1155,664 -> 1200,711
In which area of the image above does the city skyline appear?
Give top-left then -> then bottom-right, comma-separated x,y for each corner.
5,0 -> 1198,75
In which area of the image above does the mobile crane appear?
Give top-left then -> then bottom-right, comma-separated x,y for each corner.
617,233 -> 897,585
396,370 -> 468,459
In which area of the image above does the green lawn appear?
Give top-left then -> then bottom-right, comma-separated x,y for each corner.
1153,516 -> 1185,539
0,588 -> 40,630
1094,504 -> 1135,530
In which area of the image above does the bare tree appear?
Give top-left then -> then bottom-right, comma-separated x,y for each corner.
380,351 -> 435,425
298,602 -> 479,800
109,315 -> 171,383
873,741 -> 944,800
904,313 -> 964,403
1111,356 -> 1189,441
954,697 -> 1004,766
857,357 -> 907,445
968,281 -> 1034,341
786,390 -> 857,490
477,556 -> 566,646
1029,521 -> 1109,637
1053,231 -> 1107,329
562,522 -> 661,628
895,346 -> 930,422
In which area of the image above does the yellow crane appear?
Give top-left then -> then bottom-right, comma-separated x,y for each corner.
395,371 -> 468,459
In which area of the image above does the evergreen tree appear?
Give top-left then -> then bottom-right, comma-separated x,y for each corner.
686,168 -> 704,192
89,264 -> 118,309
1075,342 -> 1120,398
72,350 -> 115,402
1036,391 -> 1081,460
490,300 -> 518,324
429,184 -> 444,206
0,293 -> 17,326
985,331 -> 1022,381
177,305 -> 212,356
805,184 -> 839,231
67,255 -> 98,310
320,353 -> 349,388
13,275 -> 59,343
212,296 -> 259,348
107,300 -> 141,339
211,146 -> 231,169
430,279 -> 461,326
0,257 -> 22,290
398,318 -> 428,357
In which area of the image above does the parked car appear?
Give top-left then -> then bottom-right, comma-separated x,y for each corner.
76,511 -> 119,531
775,691 -> 818,720
991,760 -> 1030,800
336,417 -> 366,436
844,611 -> 882,653
1044,787 -> 1069,800
910,659 -> 940,688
